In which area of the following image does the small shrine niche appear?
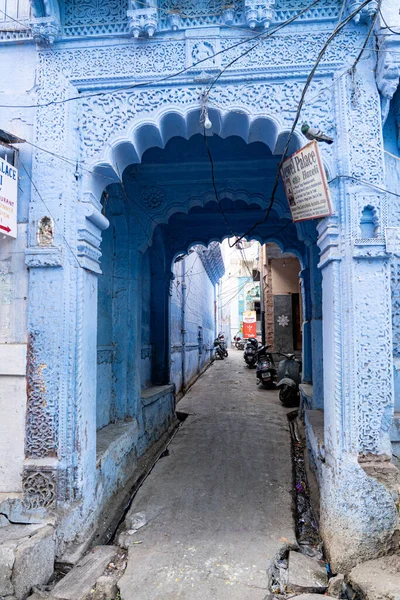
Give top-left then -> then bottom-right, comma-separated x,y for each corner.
37,216 -> 54,247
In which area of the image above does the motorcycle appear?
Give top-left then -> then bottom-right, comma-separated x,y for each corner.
276,353 -> 301,406
243,337 -> 259,368
255,345 -> 276,388
233,334 -> 245,351
217,333 -> 228,357
214,336 -> 226,360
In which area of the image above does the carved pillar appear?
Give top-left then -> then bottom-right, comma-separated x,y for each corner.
24,50 -> 110,526
309,244 -> 323,408
24,57 -> 77,509
317,69 -> 398,571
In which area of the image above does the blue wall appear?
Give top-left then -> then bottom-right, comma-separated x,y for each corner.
170,251 -> 216,393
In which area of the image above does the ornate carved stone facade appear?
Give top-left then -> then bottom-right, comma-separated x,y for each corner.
0,0 -> 399,573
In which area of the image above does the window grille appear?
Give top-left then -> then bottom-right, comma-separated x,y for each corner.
0,0 -> 31,29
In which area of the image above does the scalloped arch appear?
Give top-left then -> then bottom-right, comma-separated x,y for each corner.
133,188 -> 291,253
151,195 -> 302,263
83,108 -> 306,207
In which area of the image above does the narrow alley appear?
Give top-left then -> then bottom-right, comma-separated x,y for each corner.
117,350 -> 296,599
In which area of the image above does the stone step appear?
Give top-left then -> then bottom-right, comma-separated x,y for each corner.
50,546 -> 118,600
286,551 -> 328,594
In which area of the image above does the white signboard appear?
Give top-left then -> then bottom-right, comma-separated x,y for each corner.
280,141 -> 332,222
0,157 -> 17,239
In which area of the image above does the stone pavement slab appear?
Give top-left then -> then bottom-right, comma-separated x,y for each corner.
287,550 -> 328,593
293,596 -> 336,599
51,546 -> 119,600
118,351 -> 296,599
348,555 -> 400,600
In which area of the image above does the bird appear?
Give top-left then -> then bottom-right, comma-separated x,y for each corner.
301,122 -> 333,145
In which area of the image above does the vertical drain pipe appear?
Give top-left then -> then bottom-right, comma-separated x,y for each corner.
181,259 -> 187,392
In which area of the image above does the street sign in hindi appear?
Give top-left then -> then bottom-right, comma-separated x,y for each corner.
0,156 -> 17,239
280,140 -> 332,222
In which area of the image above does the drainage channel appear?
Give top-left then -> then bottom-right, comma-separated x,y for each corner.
51,411 -> 190,589
108,410 -> 190,546
268,411 -> 360,599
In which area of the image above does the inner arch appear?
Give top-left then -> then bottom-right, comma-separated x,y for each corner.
95,130 -> 322,433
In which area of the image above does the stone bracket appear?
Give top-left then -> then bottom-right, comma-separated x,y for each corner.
25,246 -> 63,268
77,201 -> 109,274
30,16 -> 61,45
244,0 -> 275,29
127,1 -> 159,38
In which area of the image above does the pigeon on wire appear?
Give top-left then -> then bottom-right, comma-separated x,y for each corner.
301,122 -> 333,145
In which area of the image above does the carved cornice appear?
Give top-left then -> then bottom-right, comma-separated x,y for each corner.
195,242 -> 225,285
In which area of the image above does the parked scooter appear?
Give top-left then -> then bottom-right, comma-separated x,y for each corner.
214,336 -> 226,360
276,353 -> 301,406
243,337 -> 259,368
233,334 -> 245,351
217,333 -> 228,357
255,345 -> 276,388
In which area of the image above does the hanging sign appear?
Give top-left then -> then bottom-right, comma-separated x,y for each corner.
243,310 -> 257,338
0,157 -> 17,239
280,141 -> 332,222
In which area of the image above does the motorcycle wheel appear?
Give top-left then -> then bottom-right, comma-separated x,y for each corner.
262,380 -> 273,389
279,385 -> 298,406
224,350 -> 228,357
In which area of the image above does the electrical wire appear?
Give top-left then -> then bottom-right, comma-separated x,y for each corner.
21,138 -> 118,184
328,174 -> 400,197
17,155 -> 82,268
0,8 -> 31,31
204,0 -> 322,98
202,126 -> 236,238
352,0 -> 381,71
220,276 -> 258,310
231,0 -> 375,247
0,0 -> 321,110
378,8 -> 400,35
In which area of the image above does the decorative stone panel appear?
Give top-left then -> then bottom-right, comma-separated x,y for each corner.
354,259 -> 393,455
25,330 -> 59,459
22,469 -> 56,509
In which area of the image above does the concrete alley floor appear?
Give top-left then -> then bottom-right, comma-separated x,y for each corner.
118,350 -> 296,599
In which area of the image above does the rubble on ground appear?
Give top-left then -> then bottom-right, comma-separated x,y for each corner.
327,573 -> 345,597
0,523 -> 55,599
